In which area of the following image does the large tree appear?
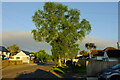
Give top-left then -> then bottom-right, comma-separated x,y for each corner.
7,44 -> 20,56
32,2 -> 91,66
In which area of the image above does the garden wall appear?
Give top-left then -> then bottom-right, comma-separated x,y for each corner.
86,60 -> 120,77
2,60 -> 22,68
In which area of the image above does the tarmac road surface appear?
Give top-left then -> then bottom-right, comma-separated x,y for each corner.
2,62 -> 57,79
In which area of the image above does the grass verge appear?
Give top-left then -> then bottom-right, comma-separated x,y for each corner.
50,66 -> 67,74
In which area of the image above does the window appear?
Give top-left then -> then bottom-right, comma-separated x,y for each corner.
16,57 -> 20,59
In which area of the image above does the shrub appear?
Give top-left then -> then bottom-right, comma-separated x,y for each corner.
72,66 -> 86,74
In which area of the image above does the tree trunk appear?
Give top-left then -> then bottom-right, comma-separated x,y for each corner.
64,53 -> 67,64
58,55 -> 62,66
89,49 -> 92,59
64,58 -> 67,64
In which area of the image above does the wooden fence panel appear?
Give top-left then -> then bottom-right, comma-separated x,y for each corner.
87,60 -> 120,77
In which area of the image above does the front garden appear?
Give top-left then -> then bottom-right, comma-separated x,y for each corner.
49,60 -> 86,78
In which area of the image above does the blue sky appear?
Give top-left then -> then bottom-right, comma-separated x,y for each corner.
1,2 -> 118,53
2,2 -> 118,40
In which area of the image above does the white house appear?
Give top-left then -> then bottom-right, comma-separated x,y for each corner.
0,46 -> 11,60
9,50 -> 30,64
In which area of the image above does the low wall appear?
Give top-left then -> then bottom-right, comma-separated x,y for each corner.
86,60 -> 120,77
29,60 -> 34,64
2,60 -> 22,68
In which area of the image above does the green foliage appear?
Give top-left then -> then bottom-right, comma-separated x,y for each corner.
50,68 -> 64,73
50,66 -> 67,73
30,52 -> 34,54
35,50 -> 52,63
32,2 -> 92,66
85,43 -> 96,50
72,66 -> 86,74
80,50 -> 88,55
7,44 -> 20,56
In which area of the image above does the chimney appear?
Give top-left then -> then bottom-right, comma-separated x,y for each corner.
117,42 -> 120,50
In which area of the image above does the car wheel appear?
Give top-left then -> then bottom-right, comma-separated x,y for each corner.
110,75 -> 120,80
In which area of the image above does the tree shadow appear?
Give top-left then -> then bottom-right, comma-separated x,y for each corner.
15,69 -> 60,80
36,62 -> 55,66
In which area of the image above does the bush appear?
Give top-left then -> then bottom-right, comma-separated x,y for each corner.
72,66 -> 86,74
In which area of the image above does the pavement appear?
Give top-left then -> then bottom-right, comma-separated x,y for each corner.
87,77 -> 98,80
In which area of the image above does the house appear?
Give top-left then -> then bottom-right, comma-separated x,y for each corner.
106,50 -> 120,61
29,53 -> 35,61
9,50 -> 30,64
76,53 -> 90,60
91,50 -> 104,60
92,47 -> 120,61
0,46 -> 11,60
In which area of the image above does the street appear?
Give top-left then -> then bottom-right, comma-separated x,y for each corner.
2,62 -> 58,79
2,62 -> 98,80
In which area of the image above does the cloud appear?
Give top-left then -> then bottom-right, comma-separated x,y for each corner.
0,30 -> 117,54
1,30 -> 52,54
78,35 -> 117,50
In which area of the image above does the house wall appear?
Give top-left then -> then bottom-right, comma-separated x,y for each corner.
96,57 -> 119,61
96,56 -> 103,60
108,58 -> 119,61
2,52 -> 10,57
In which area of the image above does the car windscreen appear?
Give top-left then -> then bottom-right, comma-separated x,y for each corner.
111,64 -> 120,70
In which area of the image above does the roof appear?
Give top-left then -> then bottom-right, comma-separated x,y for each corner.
79,47 -> 119,58
0,46 -> 8,52
92,47 -> 118,57
75,56 -> 83,59
82,53 -> 89,57
91,50 -> 104,55
104,47 -> 117,52
21,50 -> 30,55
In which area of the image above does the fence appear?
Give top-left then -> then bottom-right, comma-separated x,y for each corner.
86,60 -> 120,77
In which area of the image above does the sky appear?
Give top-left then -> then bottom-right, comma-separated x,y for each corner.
1,2 -> 118,54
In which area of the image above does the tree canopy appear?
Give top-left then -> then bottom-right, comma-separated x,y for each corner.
7,44 -> 20,56
32,2 -> 91,66
80,50 -> 88,55
34,50 -> 52,63
85,43 -> 96,50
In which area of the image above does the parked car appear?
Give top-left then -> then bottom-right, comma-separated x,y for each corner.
98,64 -> 120,80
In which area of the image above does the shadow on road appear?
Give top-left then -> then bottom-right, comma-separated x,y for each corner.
15,69 -> 59,79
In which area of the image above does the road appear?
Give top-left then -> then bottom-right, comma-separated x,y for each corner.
2,62 -> 98,80
2,62 -> 59,79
